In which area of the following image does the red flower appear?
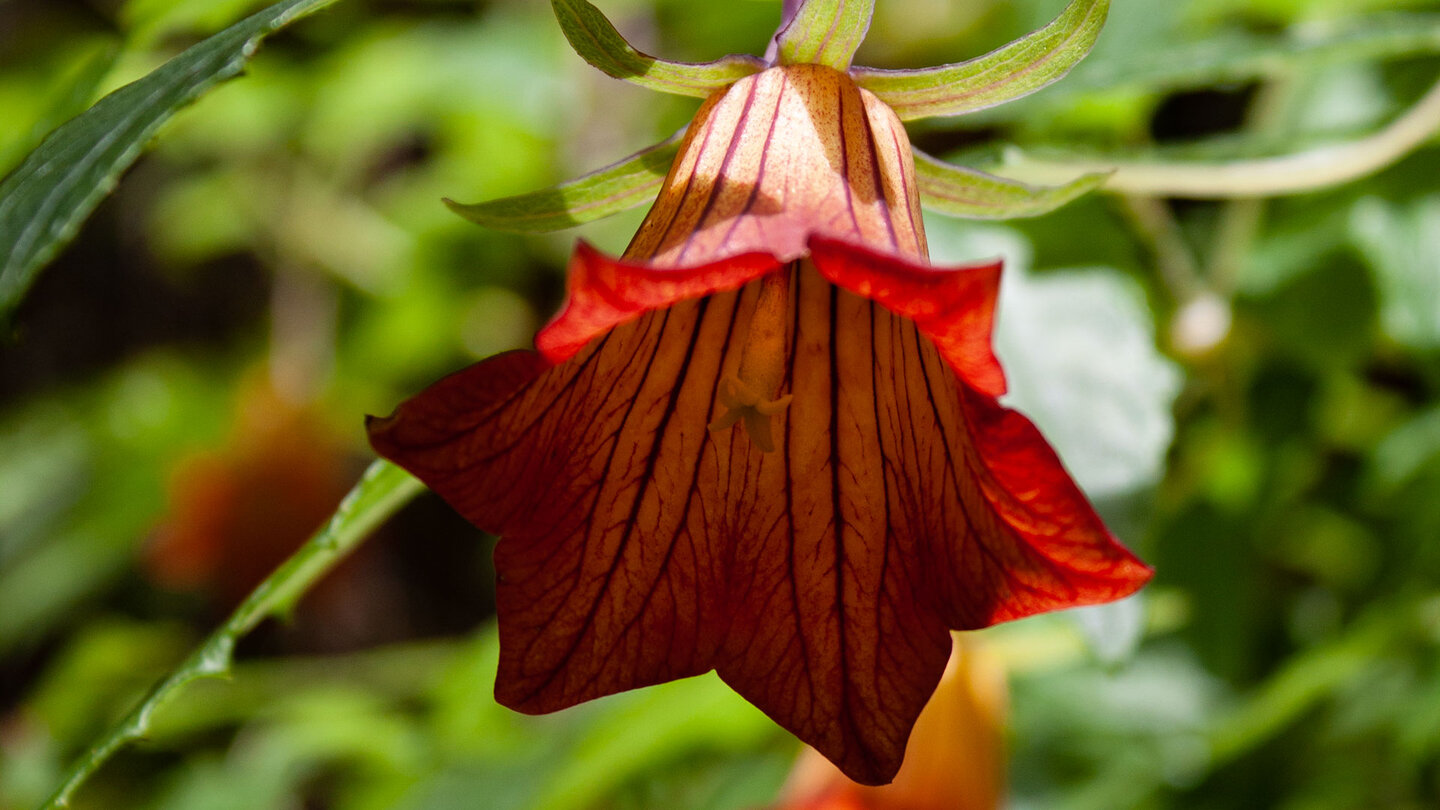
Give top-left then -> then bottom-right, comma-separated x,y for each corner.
369,63 -> 1149,784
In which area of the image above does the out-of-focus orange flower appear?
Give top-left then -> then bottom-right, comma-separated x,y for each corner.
778,634 -> 1007,810
147,381 -> 406,650
148,382 -> 351,605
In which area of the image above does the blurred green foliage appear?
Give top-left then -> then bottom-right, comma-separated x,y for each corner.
2,0 -> 1440,808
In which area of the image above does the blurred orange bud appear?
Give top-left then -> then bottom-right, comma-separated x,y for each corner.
146,379 -> 352,608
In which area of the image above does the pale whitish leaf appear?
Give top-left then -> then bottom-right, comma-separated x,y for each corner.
551,0 -> 763,97
774,0 -> 874,70
925,221 -> 1181,500
851,0 -> 1107,120
0,0 -> 338,324
926,223 -> 1178,659
1349,195 -> 1440,350
914,149 -> 1108,219
1071,596 -> 1147,665
446,135 -> 681,233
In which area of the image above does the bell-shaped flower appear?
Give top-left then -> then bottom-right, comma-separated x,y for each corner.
369,0 -> 1148,785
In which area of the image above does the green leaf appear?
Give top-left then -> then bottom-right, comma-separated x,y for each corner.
37,460 -> 425,810
1349,194 -> 1440,350
0,0 -> 337,325
851,0 -> 1107,120
774,0 -> 874,70
551,0 -> 763,97
914,149 -> 1109,219
1069,14 -> 1440,97
0,42 -> 118,178
1367,405 -> 1440,494
446,134 -> 681,232
1207,603 -> 1410,766
926,224 -> 1181,499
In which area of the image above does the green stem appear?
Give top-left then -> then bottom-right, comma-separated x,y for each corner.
1004,75 -> 1440,198
1114,194 -> 1204,304
38,459 -> 426,810
1205,77 -> 1297,295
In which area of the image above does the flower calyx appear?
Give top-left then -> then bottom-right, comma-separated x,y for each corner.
452,0 -> 1115,233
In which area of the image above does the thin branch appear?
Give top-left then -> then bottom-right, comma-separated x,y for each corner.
39,460 -> 426,809
1004,75 -> 1440,198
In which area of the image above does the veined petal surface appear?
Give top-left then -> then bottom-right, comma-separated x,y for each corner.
369,252 -> 1150,785
373,56 -> 1148,790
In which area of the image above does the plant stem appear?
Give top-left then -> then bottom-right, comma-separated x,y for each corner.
38,459 -> 425,810
1004,75 -> 1440,198
1115,194 -> 1204,304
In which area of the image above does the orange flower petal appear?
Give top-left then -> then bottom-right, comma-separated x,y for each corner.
537,241 -> 782,362
808,234 -> 1005,396
368,247 -> 1151,785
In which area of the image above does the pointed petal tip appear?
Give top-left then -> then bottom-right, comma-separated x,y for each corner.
492,681 -> 551,716
954,388 -> 1156,626
364,412 -> 399,455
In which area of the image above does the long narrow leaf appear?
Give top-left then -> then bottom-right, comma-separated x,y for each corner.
852,0 -> 1107,120
446,134 -> 681,232
915,149 -> 1108,219
0,0 -> 337,324
774,0 -> 874,70
551,0 -> 763,97
39,460 -> 425,810
0,43 -> 118,177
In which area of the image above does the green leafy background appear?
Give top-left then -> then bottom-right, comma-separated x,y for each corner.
2,0 -> 1440,808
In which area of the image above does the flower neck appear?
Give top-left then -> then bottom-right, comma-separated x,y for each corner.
625,63 -> 928,268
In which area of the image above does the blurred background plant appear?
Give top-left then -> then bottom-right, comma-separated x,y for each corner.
2,0 -> 1439,807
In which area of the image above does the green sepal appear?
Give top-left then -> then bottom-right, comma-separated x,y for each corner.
851,0 -> 1107,120
446,134 -> 681,232
552,0 -> 763,97
0,0 -> 337,326
915,149 -> 1109,219
774,0 -> 874,70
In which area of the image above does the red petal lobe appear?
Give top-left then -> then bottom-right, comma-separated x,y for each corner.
807,235 -> 1007,396
537,240 -> 781,362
